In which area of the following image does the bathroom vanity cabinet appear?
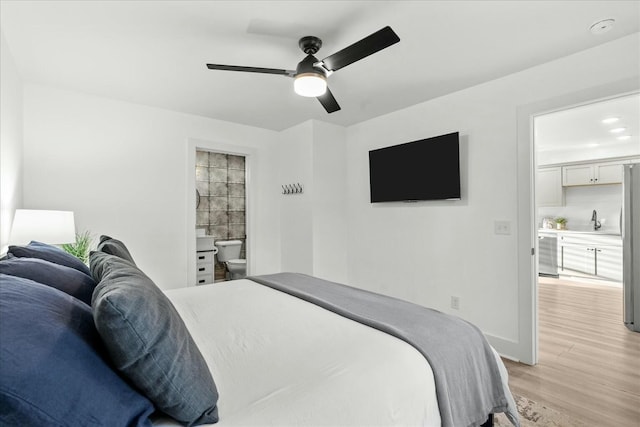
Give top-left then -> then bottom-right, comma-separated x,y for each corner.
558,232 -> 622,282
196,251 -> 215,285
196,235 -> 216,285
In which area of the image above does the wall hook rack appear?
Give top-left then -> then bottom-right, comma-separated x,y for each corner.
282,183 -> 303,195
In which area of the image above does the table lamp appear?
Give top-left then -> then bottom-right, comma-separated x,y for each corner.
9,209 -> 76,245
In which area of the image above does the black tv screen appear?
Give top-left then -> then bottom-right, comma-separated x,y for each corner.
369,132 -> 461,202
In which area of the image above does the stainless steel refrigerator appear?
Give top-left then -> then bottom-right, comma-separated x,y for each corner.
623,163 -> 640,332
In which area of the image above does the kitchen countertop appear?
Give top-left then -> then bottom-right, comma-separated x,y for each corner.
538,228 -> 621,236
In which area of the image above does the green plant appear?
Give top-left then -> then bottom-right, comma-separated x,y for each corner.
62,230 -> 94,264
554,217 -> 567,225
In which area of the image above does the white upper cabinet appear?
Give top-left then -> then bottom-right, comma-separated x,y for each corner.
537,167 -> 563,207
562,161 -> 623,186
594,162 -> 624,184
562,164 -> 593,186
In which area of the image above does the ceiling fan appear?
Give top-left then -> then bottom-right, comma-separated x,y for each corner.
206,26 -> 400,113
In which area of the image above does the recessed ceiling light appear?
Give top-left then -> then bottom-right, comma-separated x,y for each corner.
610,127 -> 627,133
601,117 -> 619,124
590,19 -> 615,35
617,135 -> 631,140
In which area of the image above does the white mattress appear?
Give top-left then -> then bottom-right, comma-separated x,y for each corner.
153,279 -> 441,426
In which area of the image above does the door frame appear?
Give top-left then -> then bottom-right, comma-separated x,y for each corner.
516,77 -> 639,365
186,138 -> 257,287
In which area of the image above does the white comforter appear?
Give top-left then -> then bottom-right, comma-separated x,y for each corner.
153,279 -> 505,426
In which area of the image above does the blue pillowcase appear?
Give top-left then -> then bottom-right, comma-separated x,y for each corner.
97,235 -> 137,265
0,274 -> 155,426
8,241 -> 91,276
91,251 -> 219,425
0,256 -> 96,305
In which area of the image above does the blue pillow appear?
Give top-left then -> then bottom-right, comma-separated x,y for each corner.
91,251 -> 219,425
0,256 -> 96,305
8,241 -> 91,276
0,274 -> 155,426
97,235 -> 136,265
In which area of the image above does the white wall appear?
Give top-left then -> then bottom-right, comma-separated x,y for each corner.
276,120 -> 348,283
23,85 -> 280,289
0,32 -> 24,252
312,121 -> 347,283
344,33 -> 640,361
276,120 -> 348,282
278,121 -> 314,275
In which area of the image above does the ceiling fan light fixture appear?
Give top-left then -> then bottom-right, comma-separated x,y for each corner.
294,73 -> 327,97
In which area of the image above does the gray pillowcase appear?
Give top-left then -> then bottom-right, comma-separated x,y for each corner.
0,256 -> 96,305
96,235 -> 136,265
9,241 -> 91,276
90,251 -> 219,425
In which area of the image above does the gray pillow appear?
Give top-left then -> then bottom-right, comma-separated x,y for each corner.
96,235 -> 136,265
90,251 -> 218,425
9,241 -> 91,276
0,256 -> 96,305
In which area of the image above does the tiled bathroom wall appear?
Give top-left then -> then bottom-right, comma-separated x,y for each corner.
196,151 -> 246,278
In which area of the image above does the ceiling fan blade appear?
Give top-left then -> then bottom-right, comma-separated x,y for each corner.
319,26 -> 400,72
317,87 -> 341,113
206,64 -> 295,76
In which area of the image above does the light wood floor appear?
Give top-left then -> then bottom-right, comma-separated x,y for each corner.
502,277 -> 640,426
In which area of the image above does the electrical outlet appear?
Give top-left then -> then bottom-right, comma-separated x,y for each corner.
494,220 -> 511,235
451,296 -> 460,310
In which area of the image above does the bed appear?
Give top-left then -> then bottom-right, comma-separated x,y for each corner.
0,238 -> 519,427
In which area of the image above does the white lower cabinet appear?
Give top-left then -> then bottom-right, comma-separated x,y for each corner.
558,233 -> 622,282
560,243 -> 592,275
595,246 -> 623,282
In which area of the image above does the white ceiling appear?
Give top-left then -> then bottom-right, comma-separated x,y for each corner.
535,93 -> 640,163
1,1 -> 639,132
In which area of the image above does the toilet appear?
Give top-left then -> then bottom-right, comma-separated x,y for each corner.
214,240 -> 246,280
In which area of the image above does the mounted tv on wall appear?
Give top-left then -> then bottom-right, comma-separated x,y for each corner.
369,132 -> 461,203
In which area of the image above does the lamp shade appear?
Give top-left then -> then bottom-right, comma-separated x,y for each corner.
10,210 -> 76,245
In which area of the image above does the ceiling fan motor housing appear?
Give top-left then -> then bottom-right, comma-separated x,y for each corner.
296,54 -> 326,77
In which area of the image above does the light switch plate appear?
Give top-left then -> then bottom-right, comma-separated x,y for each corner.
494,220 -> 511,235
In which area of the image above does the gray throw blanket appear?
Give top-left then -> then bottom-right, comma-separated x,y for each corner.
249,273 -> 519,427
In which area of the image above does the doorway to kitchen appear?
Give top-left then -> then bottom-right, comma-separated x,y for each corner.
534,94 -> 638,290
531,92 -> 639,367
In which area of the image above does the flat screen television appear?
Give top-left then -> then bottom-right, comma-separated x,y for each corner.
369,132 -> 461,202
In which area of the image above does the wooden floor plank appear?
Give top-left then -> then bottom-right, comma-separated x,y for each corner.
502,277 -> 640,427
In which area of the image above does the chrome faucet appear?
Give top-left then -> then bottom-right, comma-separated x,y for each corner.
591,210 -> 601,231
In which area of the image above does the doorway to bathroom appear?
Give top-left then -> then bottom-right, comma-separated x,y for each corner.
195,150 -> 247,282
